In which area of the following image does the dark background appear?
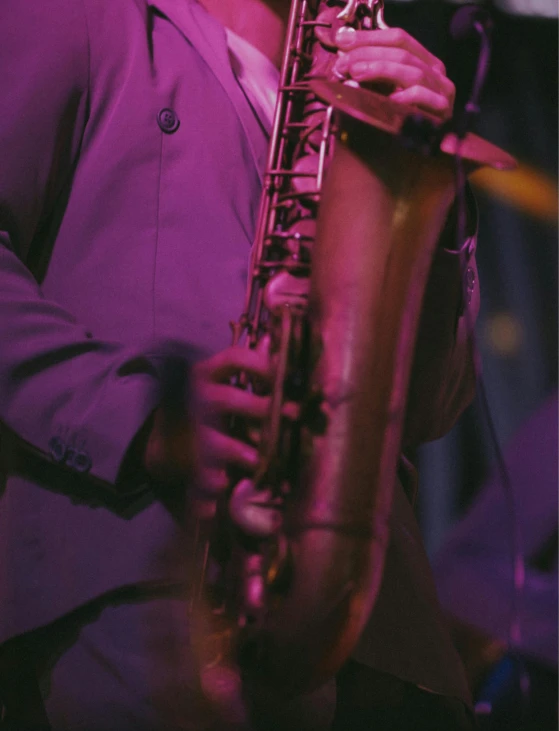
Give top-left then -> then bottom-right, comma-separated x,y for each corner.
383,1 -> 557,553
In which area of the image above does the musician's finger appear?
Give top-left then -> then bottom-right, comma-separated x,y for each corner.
335,45 -> 437,78
256,333 -> 272,354
200,426 -> 260,471
335,26 -> 446,76
390,85 -> 453,120
191,468 -> 230,519
201,383 -> 270,420
339,56 -> 453,104
196,346 -> 272,384
334,47 -> 453,99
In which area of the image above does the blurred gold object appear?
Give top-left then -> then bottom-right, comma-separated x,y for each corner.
483,312 -> 524,357
471,163 -> 558,224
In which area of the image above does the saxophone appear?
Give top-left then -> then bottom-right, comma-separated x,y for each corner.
188,0 -> 515,718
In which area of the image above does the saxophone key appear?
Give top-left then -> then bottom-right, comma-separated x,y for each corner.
314,6 -> 347,50
291,154 -> 320,197
229,478 -> 283,538
263,270 -> 310,313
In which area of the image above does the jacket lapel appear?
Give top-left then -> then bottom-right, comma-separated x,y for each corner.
147,0 -> 268,183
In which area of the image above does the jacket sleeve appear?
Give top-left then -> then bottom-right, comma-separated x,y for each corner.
0,0 -> 160,491
402,191 -> 480,448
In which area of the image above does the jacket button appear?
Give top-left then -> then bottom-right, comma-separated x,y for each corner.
65,447 -> 92,473
157,108 -> 180,134
48,436 -> 67,463
73,451 -> 92,474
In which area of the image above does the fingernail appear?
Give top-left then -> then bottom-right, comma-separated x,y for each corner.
335,26 -> 356,48
333,52 -> 349,76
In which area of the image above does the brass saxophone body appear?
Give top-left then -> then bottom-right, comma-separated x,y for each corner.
189,0 -> 515,714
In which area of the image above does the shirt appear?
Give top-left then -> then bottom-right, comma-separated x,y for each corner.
225,28 -> 280,136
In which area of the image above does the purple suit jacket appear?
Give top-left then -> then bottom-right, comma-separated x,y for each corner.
0,0 -> 477,704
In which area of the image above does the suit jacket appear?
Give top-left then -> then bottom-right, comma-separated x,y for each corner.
0,0 -> 477,706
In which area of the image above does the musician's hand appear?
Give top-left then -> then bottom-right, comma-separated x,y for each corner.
333,26 -> 455,121
144,343 -> 273,498
193,343 -> 273,493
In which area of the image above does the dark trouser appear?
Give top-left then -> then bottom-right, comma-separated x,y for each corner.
0,586 -> 214,731
1,589 -> 475,731
0,587 -> 335,731
333,660 -> 477,731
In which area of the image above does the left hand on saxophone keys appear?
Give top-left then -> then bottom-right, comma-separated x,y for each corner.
332,26 -> 456,121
